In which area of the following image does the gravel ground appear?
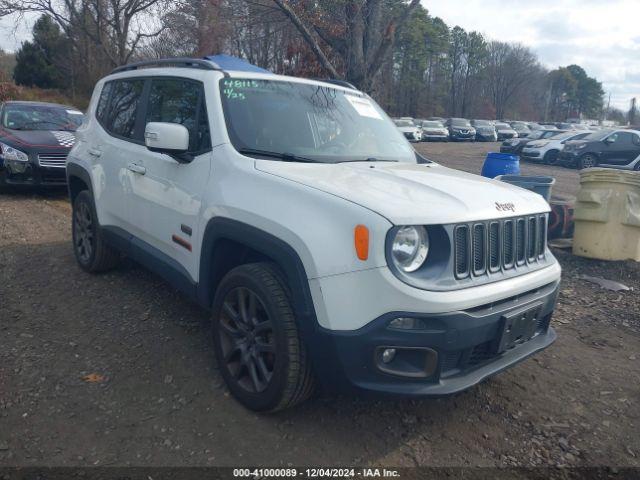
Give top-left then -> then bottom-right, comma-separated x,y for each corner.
0,145 -> 638,469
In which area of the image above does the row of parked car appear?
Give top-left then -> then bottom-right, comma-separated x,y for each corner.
392,116 -> 599,143
500,126 -> 640,170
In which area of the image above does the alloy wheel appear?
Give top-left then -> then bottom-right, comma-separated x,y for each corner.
218,287 -> 275,393
74,201 -> 94,263
581,154 -> 596,169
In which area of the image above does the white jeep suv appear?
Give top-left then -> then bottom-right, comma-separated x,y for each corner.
66,57 -> 561,412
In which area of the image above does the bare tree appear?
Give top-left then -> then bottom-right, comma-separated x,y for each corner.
485,41 -> 539,118
271,0 -> 421,91
0,0 -> 170,66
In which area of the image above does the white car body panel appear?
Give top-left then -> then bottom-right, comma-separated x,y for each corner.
311,262 -> 561,330
522,132 -> 588,159
255,161 -> 550,225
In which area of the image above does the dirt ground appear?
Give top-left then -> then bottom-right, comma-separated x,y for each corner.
414,141 -> 580,200
0,142 -> 639,470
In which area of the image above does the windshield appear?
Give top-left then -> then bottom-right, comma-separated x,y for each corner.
582,129 -> 614,141
219,78 -> 415,164
511,123 -> 528,129
1,104 -> 84,131
472,120 -> 492,126
393,120 -> 414,127
527,130 -> 544,140
451,118 -> 471,127
495,123 -> 511,129
541,130 -> 560,139
549,131 -> 582,141
422,121 -> 444,128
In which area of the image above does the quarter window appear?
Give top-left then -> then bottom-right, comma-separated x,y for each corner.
146,78 -> 210,153
96,82 -> 113,124
103,79 -> 145,140
616,132 -> 634,145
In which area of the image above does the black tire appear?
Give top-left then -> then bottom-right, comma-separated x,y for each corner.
211,262 -> 315,412
579,153 -> 597,170
72,190 -> 121,273
543,149 -> 560,165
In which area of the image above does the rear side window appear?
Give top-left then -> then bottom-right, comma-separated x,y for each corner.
103,79 -> 145,140
616,132 -> 635,145
96,82 -> 112,123
146,78 -> 211,153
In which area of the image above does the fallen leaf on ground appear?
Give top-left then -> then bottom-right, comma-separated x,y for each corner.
82,373 -> 106,383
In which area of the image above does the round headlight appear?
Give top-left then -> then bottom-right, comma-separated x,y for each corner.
391,226 -> 429,272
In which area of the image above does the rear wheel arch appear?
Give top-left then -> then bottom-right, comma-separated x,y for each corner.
66,163 -> 93,203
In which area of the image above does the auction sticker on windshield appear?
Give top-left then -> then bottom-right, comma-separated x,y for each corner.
345,95 -> 383,120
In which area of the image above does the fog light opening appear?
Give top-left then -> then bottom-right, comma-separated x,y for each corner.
381,348 -> 396,364
388,317 -> 428,331
375,346 -> 439,378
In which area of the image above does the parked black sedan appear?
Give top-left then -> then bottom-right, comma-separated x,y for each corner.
558,129 -> 640,170
0,101 -> 83,188
500,129 -> 566,155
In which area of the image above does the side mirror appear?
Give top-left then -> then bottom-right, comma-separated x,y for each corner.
604,136 -> 615,145
144,122 -> 192,163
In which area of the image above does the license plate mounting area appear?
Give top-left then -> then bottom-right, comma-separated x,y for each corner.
496,302 -> 542,353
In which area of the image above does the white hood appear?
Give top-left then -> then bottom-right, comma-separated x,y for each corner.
255,161 -> 550,225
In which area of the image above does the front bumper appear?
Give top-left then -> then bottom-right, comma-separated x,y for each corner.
558,151 -> 580,166
450,131 -> 475,141
422,133 -> 449,141
476,132 -> 497,142
0,157 -> 67,187
311,280 -> 559,396
521,150 -> 542,162
500,144 -> 519,154
403,132 -> 421,142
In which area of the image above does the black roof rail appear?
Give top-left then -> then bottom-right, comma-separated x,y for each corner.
110,57 -> 222,74
312,78 -> 358,90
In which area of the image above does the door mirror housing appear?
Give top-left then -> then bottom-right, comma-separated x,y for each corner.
144,122 -> 192,163
604,136 -> 616,145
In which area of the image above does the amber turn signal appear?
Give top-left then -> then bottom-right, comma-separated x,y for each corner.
354,224 -> 369,260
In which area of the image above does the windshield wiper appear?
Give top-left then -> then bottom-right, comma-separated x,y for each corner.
335,157 -> 398,163
237,148 -> 317,163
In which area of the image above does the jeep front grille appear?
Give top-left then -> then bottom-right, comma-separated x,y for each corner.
38,153 -> 68,168
454,215 -> 547,278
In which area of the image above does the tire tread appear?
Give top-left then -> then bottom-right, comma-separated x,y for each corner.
213,262 -> 315,412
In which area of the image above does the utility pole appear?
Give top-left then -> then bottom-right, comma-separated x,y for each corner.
603,92 -> 611,122
629,97 -> 637,126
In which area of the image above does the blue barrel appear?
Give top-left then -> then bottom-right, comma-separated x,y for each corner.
481,152 -> 520,178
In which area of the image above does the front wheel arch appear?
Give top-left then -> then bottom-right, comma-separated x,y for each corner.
198,218 -> 317,332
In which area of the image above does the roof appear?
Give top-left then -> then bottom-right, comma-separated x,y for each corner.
106,55 -> 361,94
3,100 -> 79,110
204,54 -> 271,73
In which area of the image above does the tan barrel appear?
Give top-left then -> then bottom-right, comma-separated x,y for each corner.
573,168 -> 640,261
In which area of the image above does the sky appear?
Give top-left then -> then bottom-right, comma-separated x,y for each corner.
1,1 -> 639,110
422,0 -> 640,111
